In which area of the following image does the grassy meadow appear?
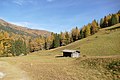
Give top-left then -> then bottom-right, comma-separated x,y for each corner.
47,23 -> 120,56
0,24 -> 120,80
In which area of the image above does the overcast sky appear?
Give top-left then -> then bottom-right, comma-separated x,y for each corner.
0,0 -> 120,33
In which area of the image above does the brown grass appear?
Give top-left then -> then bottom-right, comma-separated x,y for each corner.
0,24 -> 120,80
0,54 -> 120,80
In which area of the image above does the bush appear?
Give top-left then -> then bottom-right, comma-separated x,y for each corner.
107,61 -> 120,79
108,61 -> 120,72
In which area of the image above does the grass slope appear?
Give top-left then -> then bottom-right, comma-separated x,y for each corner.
45,23 -> 120,56
0,24 -> 120,80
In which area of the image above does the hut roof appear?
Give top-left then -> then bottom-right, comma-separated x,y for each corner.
62,50 -> 80,53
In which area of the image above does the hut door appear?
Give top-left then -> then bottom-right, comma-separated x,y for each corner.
63,52 -> 71,57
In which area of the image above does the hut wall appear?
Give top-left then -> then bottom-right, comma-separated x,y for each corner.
72,52 -> 80,58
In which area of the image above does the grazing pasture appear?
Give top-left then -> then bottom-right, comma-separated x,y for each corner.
0,24 -> 120,80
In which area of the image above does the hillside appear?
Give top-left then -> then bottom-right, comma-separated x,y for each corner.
0,24 -> 120,80
0,19 -> 51,37
1,11 -> 120,56
42,23 -> 120,56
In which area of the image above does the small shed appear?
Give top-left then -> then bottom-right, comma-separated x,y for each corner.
62,50 -> 80,58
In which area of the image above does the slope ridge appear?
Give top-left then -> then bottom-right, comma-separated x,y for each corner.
0,19 -> 51,37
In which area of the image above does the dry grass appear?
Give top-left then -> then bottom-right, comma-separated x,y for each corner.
1,54 -> 120,80
0,55 -> 75,80
46,23 -> 120,56
0,24 -> 120,80
0,60 -> 29,80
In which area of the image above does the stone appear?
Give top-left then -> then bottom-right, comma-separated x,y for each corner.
0,72 -> 6,78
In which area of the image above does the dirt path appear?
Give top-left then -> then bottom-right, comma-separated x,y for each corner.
0,61 -> 30,80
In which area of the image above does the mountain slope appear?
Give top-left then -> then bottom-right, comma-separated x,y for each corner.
0,24 -> 119,80
0,19 -> 51,37
45,23 -> 120,56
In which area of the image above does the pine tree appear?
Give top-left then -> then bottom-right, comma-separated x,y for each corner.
107,14 -> 112,26
11,38 -> 28,56
80,29 -> 84,39
71,28 -> 76,41
22,42 -> 28,55
46,34 -> 55,49
71,27 -> 80,41
0,42 -> 4,56
103,16 -> 108,27
91,20 -> 99,35
65,31 -> 70,45
60,32 -> 65,46
111,14 -> 119,25
85,24 -> 91,37
52,39 -> 55,48
55,34 -> 60,48
44,41 -> 47,50
0,31 -> 11,56
52,33 -> 60,48
50,33 -> 55,48
117,11 -> 120,23
100,18 -> 104,28
117,10 -> 120,23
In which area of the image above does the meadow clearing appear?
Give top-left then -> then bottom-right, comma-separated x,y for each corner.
0,24 -> 120,80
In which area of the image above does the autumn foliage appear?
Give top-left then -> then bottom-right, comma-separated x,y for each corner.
0,11 -> 120,57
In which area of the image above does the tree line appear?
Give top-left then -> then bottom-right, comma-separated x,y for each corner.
100,11 -> 120,28
0,31 -> 30,56
30,11 -> 120,51
0,11 -> 120,57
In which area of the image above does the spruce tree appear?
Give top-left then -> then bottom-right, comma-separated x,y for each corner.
111,14 -> 118,25
22,42 -> 28,55
80,29 -> 84,39
100,18 -> 104,28
60,32 -> 65,46
103,16 -> 108,27
11,38 -> 28,56
65,31 -> 70,45
91,20 -> 99,35
85,24 -> 91,37
54,34 -> 60,48
51,33 -> 60,48
71,27 -> 80,41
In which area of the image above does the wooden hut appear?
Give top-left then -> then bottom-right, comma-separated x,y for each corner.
62,50 -> 80,58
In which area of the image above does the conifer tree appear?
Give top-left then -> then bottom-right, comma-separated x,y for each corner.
100,18 -> 104,28
22,42 -> 28,55
107,14 -> 112,26
71,27 -> 80,41
11,38 -> 28,56
91,20 -> 99,35
65,31 -> 70,45
55,34 -> 60,48
46,33 -> 55,49
111,14 -> 119,25
0,42 -> 4,56
44,41 -> 47,50
103,16 -> 108,27
117,11 -> 120,23
71,28 -> 76,41
80,29 -> 84,39
52,33 -> 60,48
60,32 -> 65,46
85,24 -> 91,37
